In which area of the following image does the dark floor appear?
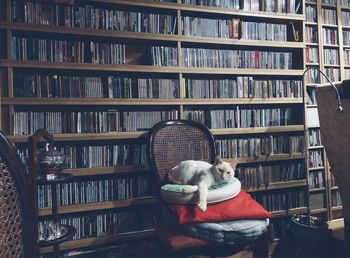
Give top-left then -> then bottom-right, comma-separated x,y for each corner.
271,236 -> 350,258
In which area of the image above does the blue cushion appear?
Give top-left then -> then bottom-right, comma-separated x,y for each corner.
179,219 -> 269,244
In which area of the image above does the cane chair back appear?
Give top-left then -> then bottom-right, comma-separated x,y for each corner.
149,120 -> 216,188
0,132 -> 36,258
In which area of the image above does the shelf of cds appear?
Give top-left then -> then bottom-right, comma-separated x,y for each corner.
0,0 -> 308,255
304,0 -> 349,222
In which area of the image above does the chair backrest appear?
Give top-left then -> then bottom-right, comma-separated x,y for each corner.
315,86 -> 350,221
148,120 -> 216,187
0,131 -> 36,258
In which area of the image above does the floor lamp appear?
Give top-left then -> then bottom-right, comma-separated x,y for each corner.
310,67 -> 350,244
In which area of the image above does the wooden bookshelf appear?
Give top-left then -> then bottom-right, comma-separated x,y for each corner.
270,207 -> 309,218
1,97 -> 304,105
39,229 -> 155,254
305,0 -> 347,221
1,0 -> 308,255
38,196 -> 159,216
244,179 -> 307,193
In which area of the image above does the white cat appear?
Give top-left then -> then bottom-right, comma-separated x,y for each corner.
168,155 -> 236,212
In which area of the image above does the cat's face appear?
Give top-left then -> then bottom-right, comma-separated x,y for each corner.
212,156 -> 235,181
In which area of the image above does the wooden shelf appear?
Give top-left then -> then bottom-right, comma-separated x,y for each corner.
305,83 -> 319,88
1,22 -> 178,43
310,208 -> 327,214
307,125 -> 321,129
38,196 -> 158,216
63,165 -> 150,177
224,153 -> 305,164
8,131 -> 148,143
323,64 -> 340,68
271,207 -> 308,218
309,187 -> 326,192
322,24 -> 338,28
308,145 -> 324,150
306,42 -> 319,46
39,229 -> 155,254
211,125 -> 304,136
332,206 -> 343,211
321,3 -> 337,8
305,22 -> 318,26
305,1 -> 317,6
92,0 -> 305,21
342,6 -> 350,11
0,60 -> 305,76
322,44 -> 340,48
2,97 -> 303,106
305,62 -> 320,66
309,166 -> 325,171
8,125 -> 305,143
244,180 -> 307,193
0,22 -> 305,49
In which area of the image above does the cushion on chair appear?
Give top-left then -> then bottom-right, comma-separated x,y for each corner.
168,190 -> 271,224
179,219 -> 269,244
155,225 -> 211,251
160,178 -> 241,204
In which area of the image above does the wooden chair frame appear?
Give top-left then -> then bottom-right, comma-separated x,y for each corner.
0,131 -> 37,258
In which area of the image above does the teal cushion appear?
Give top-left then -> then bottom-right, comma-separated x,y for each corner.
180,219 -> 269,244
160,178 -> 241,204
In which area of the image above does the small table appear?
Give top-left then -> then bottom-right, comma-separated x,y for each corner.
37,172 -> 76,258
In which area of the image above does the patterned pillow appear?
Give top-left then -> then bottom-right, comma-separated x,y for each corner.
160,178 -> 241,204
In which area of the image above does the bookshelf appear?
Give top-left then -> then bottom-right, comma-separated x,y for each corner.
304,0 -> 348,222
0,0 -> 307,256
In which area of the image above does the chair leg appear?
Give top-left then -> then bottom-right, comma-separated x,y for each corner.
252,232 -> 269,258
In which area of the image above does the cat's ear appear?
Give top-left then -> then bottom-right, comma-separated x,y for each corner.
230,160 -> 238,170
214,155 -> 223,165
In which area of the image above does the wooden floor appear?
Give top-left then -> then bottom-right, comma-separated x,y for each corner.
212,238 -> 349,258
198,220 -> 350,258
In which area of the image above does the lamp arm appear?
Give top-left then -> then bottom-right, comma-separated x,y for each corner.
303,67 -> 343,112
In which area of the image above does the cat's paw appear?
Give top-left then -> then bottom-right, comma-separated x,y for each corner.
182,185 -> 198,193
198,201 -> 207,212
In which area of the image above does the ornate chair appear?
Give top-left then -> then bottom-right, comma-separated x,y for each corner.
148,120 -> 268,258
0,131 -> 37,258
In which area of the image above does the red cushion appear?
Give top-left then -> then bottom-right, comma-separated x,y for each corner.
168,190 -> 271,224
155,225 -> 211,251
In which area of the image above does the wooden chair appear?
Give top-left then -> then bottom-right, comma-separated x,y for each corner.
0,131 -> 37,258
148,120 -> 268,258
